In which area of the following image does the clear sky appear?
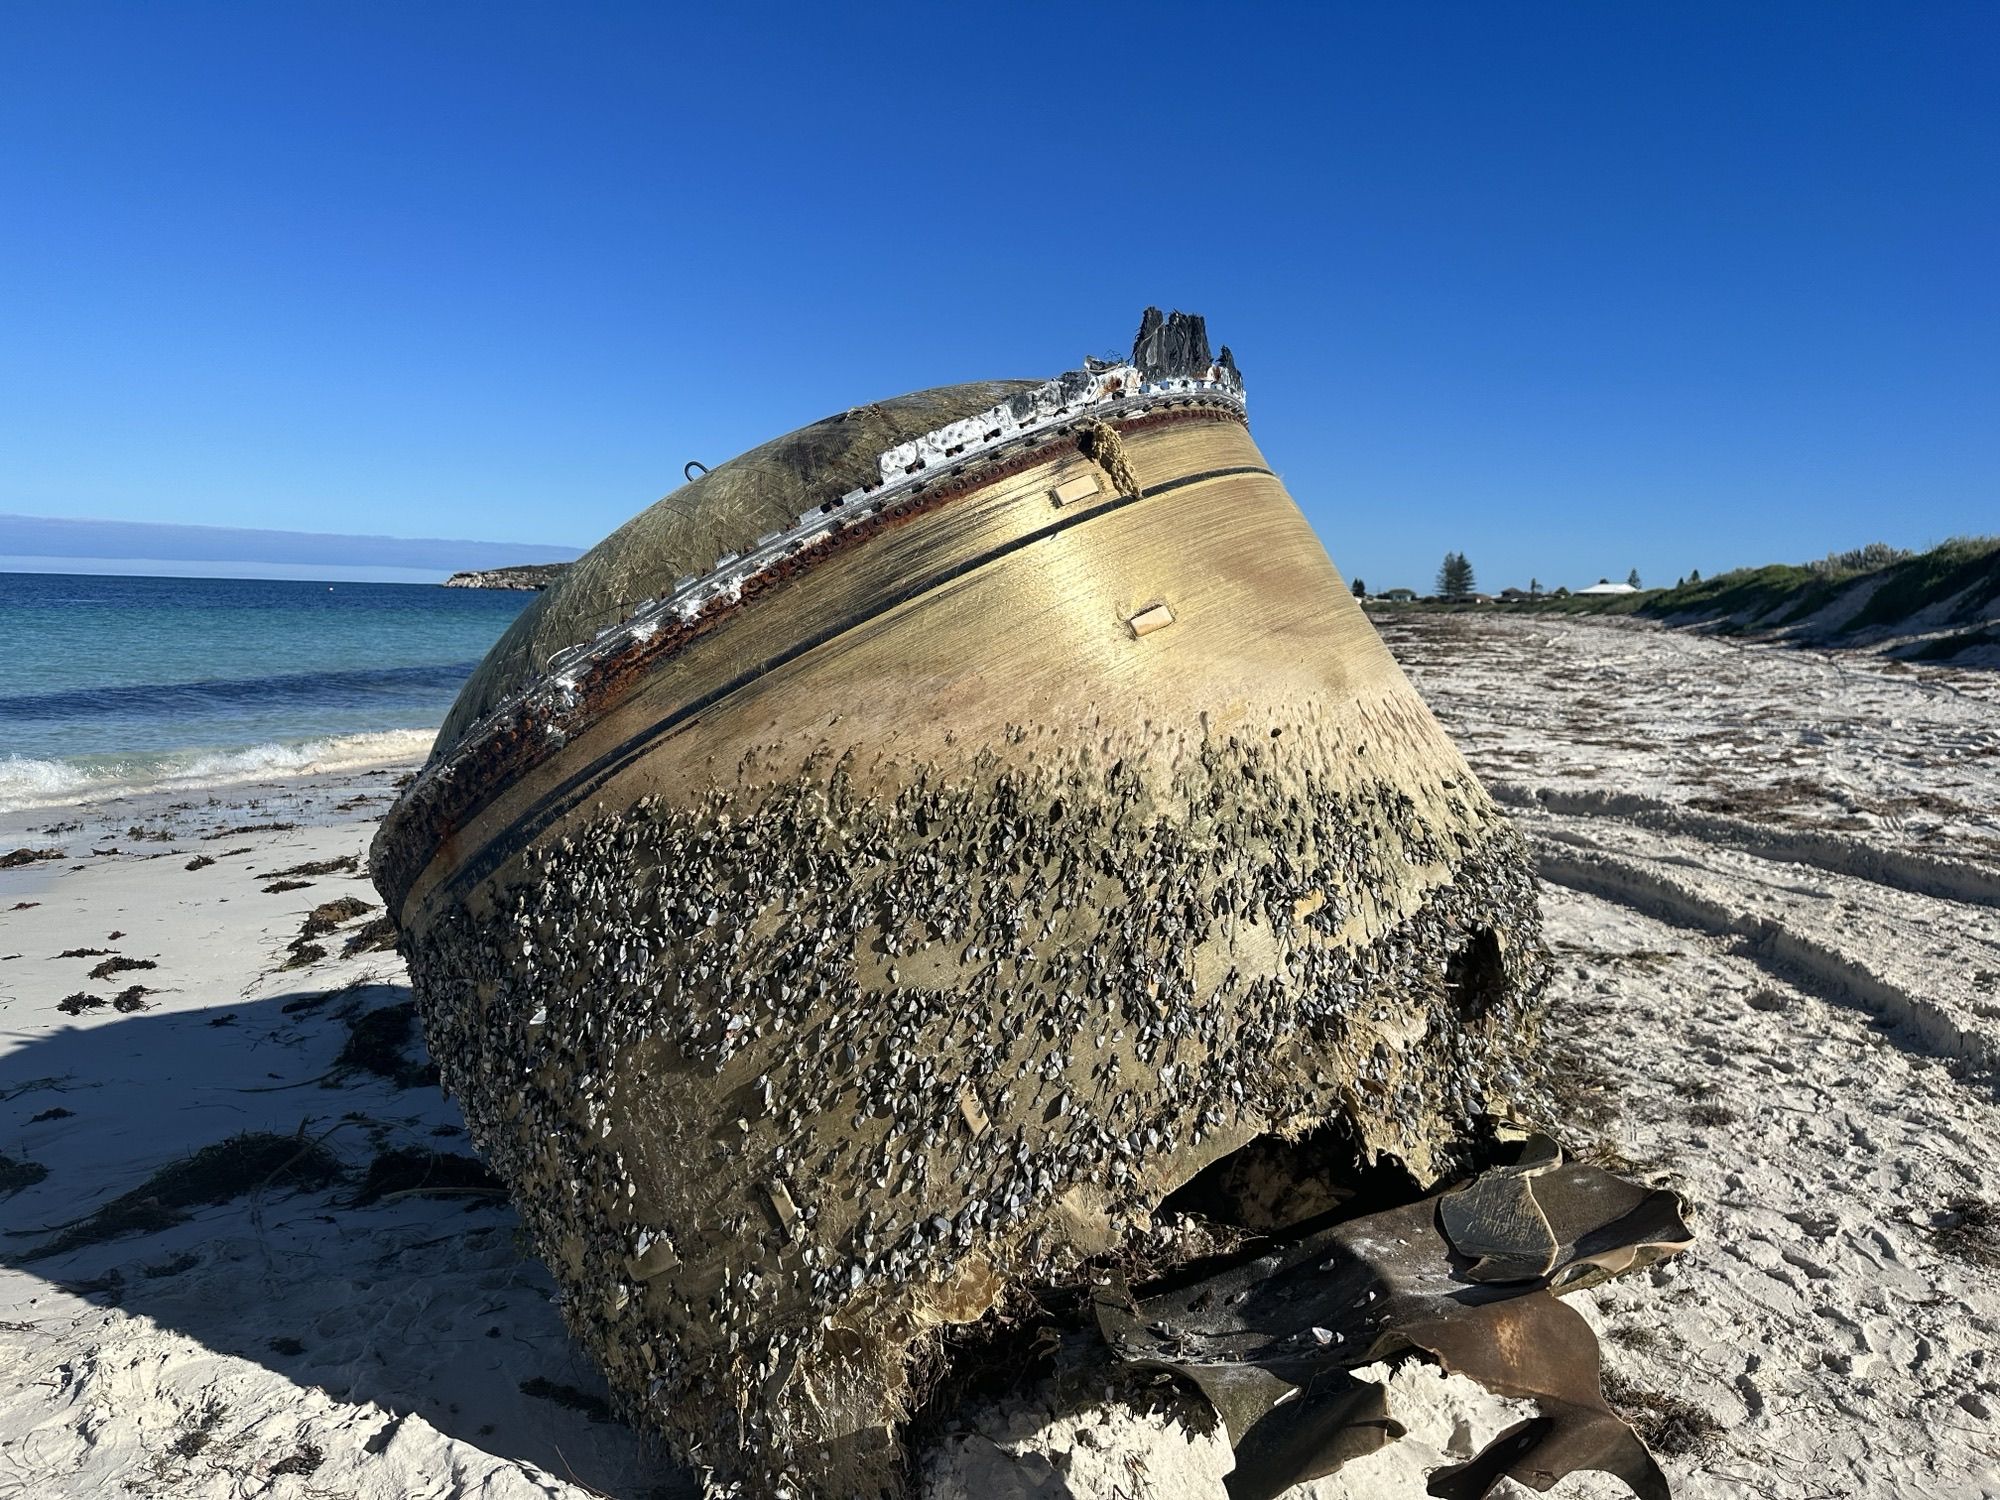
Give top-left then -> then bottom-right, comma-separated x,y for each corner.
2,3 -> 1993,594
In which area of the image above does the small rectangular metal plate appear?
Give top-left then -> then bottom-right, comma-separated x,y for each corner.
1127,604 -> 1176,638
1050,474 -> 1102,507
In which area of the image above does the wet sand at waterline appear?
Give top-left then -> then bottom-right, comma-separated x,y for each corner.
2,613 -> 1997,1498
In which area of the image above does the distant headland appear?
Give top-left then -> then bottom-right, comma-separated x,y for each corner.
442,563 -> 571,590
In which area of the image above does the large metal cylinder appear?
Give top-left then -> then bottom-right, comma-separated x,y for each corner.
373,312 -> 1549,1496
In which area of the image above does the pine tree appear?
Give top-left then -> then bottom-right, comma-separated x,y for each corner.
1529,577 -> 1541,596
1627,568 -> 1642,589
1351,577 -> 1367,598
1690,568 -> 1702,584
1436,552 -> 1475,600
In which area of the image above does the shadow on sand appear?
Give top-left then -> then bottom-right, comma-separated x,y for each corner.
1,984 -> 694,1498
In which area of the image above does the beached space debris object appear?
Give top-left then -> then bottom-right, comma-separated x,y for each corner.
374,310 -> 1566,1495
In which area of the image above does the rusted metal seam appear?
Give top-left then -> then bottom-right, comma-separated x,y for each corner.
402,459 -> 1276,914
378,405 -> 1246,908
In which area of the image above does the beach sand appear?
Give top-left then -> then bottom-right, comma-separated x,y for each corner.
3,614 -> 1998,1498
0,764 -> 683,1500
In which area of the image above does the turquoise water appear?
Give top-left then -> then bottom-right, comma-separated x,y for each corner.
0,572 -> 533,810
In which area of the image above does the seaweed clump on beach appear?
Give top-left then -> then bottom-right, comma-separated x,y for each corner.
1601,1371 -> 1724,1457
24,1130 -> 343,1258
334,1001 -> 438,1089
277,897 -> 378,970
0,1152 -> 50,1195
342,913 -> 399,955
1,848 -> 65,868
262,855 -> 361,880
1933,1197 -> 2000,1269
301,896 -> 375,938
351,1145 -> 502,1204
202,821 -> 297,840
87,955 -> 156,982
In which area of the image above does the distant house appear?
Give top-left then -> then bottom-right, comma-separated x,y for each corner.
1378,588 -> 1418,602
1498,587 -> 1529,601
1576,581 -> 1639,596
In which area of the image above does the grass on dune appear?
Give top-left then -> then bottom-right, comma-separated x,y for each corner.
1841,536 -> 2000,633
1403,537 -> 2000,647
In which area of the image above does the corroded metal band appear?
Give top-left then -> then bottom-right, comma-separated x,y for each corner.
375,402 -> 1252,917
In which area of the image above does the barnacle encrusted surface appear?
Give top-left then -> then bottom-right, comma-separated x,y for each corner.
379,312 -> 1551,1497
402,725 -> 1545,1495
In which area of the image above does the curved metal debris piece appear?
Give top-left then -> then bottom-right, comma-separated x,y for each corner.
1437,1131 -> 1563,1283
373,309 -> 1556,1497
1093,1151 -> 1694,1500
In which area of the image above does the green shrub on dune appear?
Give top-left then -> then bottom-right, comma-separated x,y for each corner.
1474,537 -> 1999,655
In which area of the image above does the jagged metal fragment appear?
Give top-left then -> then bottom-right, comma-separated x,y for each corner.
372,308 -> 1555,1498
1093,1148 -> 1693,1500
1437,1131 -> 1563,1283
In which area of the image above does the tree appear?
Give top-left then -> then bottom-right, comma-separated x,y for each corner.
1627,568 -> 1642,589
1351,577 -> 1367,598
1689,568 -> 1702,584
1529,577 -> 1541,596
1436,552 -> 1475,601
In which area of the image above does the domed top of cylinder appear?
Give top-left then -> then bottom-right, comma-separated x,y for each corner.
433,309 -> 1242,759
439,381 -> 1036,752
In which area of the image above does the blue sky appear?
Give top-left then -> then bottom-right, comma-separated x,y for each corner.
2,3 -> 1993,593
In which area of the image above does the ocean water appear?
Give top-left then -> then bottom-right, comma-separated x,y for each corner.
0,572 -> 535,811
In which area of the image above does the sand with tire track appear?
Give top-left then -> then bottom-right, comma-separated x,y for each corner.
1374,609 -> 2000,1500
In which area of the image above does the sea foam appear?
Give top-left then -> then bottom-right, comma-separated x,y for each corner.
0,728 -> 436,814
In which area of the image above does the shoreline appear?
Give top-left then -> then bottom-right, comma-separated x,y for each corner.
0,728 -> 438,826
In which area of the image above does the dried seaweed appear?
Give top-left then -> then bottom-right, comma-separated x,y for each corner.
351,1146 -> 502,1204
87,956 -> 155,982
334,1003 -> 438,1089
1,847 -> 65,868
24,1131 -> 342,1259
261,855 -> 360,879
0,1152 -> 50,1195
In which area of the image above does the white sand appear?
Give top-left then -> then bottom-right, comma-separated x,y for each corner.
4,614 -> 1997,1498
0,767 -> 681,1499
1379,611 -> 2000,1500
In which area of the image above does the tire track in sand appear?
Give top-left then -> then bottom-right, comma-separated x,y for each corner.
1534,840 -> 1999,1077
1493,781 -> 2000,910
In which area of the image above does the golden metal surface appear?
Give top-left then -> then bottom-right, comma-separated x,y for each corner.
405,417 -> 1471,925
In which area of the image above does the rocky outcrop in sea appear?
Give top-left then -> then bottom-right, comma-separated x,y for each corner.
441,564 -> 570,590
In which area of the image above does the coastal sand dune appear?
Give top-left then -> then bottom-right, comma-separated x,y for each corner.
2,614 -> 1997,1497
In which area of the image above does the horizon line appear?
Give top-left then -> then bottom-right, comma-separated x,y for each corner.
0,512 -> 583,573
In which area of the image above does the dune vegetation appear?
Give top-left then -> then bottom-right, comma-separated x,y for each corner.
1392,537 -> 2000,662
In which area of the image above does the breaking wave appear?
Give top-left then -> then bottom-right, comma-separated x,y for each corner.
0,729 -> 436,814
